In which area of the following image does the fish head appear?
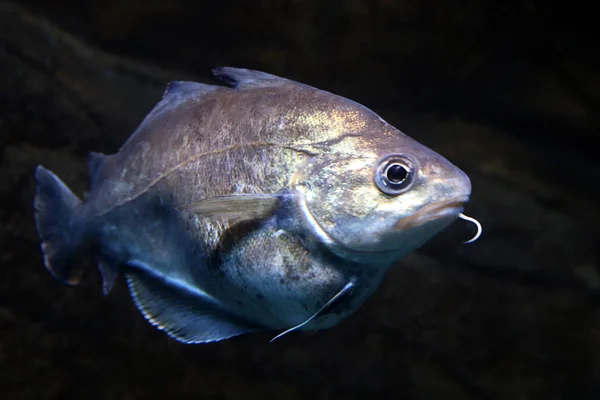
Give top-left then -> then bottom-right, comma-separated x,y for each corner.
292,113 -> 471,265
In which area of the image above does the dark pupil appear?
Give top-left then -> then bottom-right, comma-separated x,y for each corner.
386,164 -> 407,183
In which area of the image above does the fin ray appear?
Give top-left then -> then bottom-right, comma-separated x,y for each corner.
124,269 -> 256,343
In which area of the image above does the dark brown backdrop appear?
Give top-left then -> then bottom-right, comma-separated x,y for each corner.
1,1 -> 599,399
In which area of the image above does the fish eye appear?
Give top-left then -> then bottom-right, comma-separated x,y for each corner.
374,155 -> 416,195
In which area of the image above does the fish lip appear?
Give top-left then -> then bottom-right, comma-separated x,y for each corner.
394,195 -> 470,230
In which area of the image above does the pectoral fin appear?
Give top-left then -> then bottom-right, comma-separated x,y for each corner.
177,194 -> 283,224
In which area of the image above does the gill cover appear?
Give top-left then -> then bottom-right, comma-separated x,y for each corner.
293,154 -> 417,258
292,141 -> 472,263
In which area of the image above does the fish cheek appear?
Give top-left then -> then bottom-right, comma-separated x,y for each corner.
297,161 -> 380,240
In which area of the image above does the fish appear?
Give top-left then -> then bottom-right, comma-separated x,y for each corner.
33,67 -> 479,344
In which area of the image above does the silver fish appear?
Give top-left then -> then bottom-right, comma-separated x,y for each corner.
33,67 -> 475,344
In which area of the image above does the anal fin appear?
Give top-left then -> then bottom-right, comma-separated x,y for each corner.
124,270 -> 256,343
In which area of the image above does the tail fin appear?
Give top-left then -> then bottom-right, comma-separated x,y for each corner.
33,165 -> 84,285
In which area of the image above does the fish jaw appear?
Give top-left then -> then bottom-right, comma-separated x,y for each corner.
296,191 -> 469,265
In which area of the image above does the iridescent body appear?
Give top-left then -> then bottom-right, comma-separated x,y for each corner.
33,67 -> 473,343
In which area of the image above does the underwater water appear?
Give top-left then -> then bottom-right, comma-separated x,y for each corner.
1,1 -> 599,399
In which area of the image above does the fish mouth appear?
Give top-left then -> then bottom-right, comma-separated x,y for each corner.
297,191 -> 469,262
394,195 -> 469,231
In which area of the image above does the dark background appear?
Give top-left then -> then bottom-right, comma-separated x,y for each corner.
1,1 -> 599,399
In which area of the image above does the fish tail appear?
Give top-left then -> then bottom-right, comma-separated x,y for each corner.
33,165 -> 85,285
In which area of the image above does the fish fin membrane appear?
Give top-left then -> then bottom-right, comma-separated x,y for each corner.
212,67 -> 293,89
124,272 -> 256,343
33,165 -> 84,285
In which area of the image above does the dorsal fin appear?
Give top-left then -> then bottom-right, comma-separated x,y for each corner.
212,67 -> 294,89
87,151 -> 105,180
156,81 -> 221,113
162,81 -> 218,99
120,81 -> 222,150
